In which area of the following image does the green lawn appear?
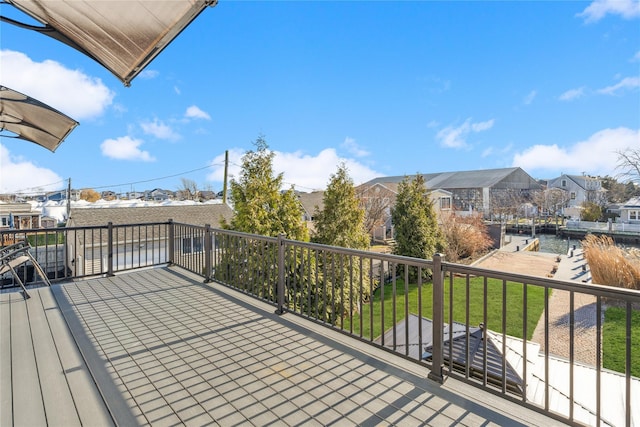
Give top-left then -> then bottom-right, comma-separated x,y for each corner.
344,276 -> 547,341
603,307 -> 640,377
343,278 -> 638,378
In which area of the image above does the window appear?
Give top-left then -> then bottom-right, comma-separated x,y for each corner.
570,192 -> 576,200
561,179 -> 567,187
440,197 -> 451,210
630,210 -> 639,221
182,236 -> 204,254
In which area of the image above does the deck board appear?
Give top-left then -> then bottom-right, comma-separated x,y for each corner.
2,267 -> 561,427
39,287 -> 115,426
10,293 -> 47,427
0,293 -> 14,426
28,289 -> 80,426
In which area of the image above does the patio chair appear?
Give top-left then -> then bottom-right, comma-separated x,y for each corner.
0,240 -> 51,299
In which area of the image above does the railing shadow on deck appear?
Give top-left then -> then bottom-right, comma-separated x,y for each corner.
2,221 -> 639,427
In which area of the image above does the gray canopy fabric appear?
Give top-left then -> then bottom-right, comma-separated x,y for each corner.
0,86 -> 79,152
2,0 -> 217,86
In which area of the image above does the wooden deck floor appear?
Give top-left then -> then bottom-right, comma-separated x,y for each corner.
1,266 -> 564,426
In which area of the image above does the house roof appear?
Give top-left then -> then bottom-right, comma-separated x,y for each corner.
380,313 -> 640,426
297,191 -> 324,215
2,0 -> 217,86
379,314 -> 523,394
362,167 -> 541,191
67,204 -> 233,228
621,197 -> 640,209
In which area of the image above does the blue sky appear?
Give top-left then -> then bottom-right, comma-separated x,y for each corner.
1,0 -> 639,196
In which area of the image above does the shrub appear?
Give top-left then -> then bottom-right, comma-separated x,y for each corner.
582,234 -> 640,290
440,213 -> 493,262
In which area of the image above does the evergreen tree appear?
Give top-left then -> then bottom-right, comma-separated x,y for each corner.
313,163 -> 369,249
223,135 -> 308,241
216,135 -> 308,303
311,164 -> 373,324
391,174 -> 444,278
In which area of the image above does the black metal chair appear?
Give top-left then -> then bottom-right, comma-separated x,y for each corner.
0,241 -> 51,299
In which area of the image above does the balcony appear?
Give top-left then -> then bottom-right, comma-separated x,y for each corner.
1,222 -> 639,426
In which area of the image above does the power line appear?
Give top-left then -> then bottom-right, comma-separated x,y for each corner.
88,163 -> 222,190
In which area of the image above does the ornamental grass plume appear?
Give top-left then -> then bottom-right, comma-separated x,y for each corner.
582,234 -> 640,291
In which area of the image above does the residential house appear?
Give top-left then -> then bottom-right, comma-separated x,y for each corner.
359,167 -> 541,223
100,190 -> 117,200
197,190 -> 217,201
0,202 -> 41,230
357,183 -> 453,242
145,188 -> 173,202
40,216 -> 58,228
296,191 -> 324,223
619,197 -> 640,223
547,174 -> 606,209
66,204 -> 234,275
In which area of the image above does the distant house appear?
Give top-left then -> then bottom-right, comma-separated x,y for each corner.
146,188 -> 172,202
356,183 -> 453,241
296,191 -> 324,223
197,190 -> 216,201
124,191 -> 145,200
620,197 -> 640,223
359,167 -> 541,220
43,189 -> 81,202
40,216 -> 58,228
547,174 -> 605,209
0,202 -> 41,230
66,204 -> 234,276
101,190 -> 117,200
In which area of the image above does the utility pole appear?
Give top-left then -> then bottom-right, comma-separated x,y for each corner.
223,150 -> 228,205
66,178 -> 71,222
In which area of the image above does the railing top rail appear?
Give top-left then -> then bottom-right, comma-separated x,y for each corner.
210,227 -> 278,243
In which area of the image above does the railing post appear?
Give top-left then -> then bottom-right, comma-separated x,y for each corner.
168,219 -> 174,266
107,222 -> 115,276
204,224 -> 212,282
275,233 -> 286,315
428,253 -> 445,383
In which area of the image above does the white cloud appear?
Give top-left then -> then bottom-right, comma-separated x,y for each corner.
559,87 -> 586,101
341,137 -> 370,157
139,69 -> 159,79
140,119 -> 180,141
100,136 -> 155,162
0,50 -> 114,120
185,105 -> 211,120
0,144 -> 63,194
632,51 -> 640,62
512,127 -> 640,177
436,118 -> 495,148
206,147 -> 382,191
577,0 -> 640,23
523,90 -> 537,105
481,147 -> 494,158
597,76 -> 640,95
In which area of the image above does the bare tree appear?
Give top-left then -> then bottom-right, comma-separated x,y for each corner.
616,148 -> 640,184
177,178 -> 199,201
489,188 -> 527,222
533,188 -> 570,216
356,184 -> 395,238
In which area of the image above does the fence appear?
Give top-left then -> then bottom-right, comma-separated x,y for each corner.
566,220 -> 640,234
2,221 -> 639,426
